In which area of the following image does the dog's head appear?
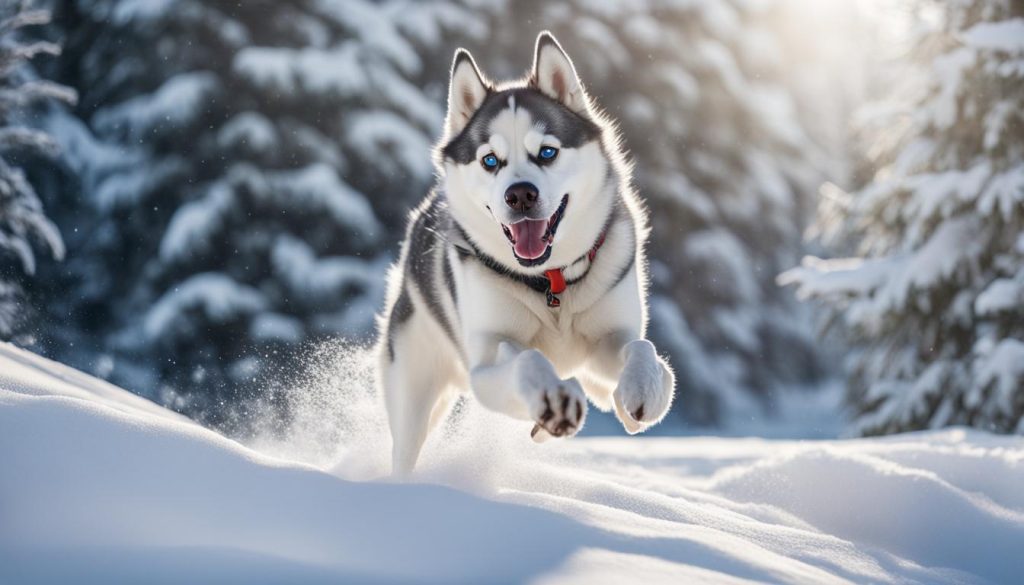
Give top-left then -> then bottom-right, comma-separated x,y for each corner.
437,32 -> 614,270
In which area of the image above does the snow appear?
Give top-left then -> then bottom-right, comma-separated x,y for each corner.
983,99 -> 1014,150
93,72 -> 219,139
263,163 -> 382,242
343,110 -> 435,180
978,165 -> 1024,219
94,156 -> 186,210
233,45 -> 368,97
975,278 -> 1022,316
929,47 -> 975,131
884,214 -> 980,295
974,338 -> 1024,414
217,112 -> 277,151
655,64 -> 702,107
685,229 -> 760,305
109,0 -> 176,24
270,235 -> 381,304
782,216 -> 987,332
904,161 -> 990,243
2,342 -> 1023,584
0,161 -> 64,275
250,312 -> 304,345
0,282 -> 23,338
143,273 -> 268,342
962,18 -> 1024,53
313,0 -> 422,75
365,66 -> 445,131
159,181 -> 234,262
779,255 -> 888,300
390,2 -> 488,50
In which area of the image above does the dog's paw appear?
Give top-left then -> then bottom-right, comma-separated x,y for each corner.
514,350 -> 587,440
613,339 -> 674,434
526,379 -> 587,440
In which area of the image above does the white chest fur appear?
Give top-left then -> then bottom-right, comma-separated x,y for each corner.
452,216 -> 641,379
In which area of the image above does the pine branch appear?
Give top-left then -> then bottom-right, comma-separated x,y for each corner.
0,7 -> 50,36
0,127 -> 60,156
0,80 -> 77,109
0,39 -> 62,67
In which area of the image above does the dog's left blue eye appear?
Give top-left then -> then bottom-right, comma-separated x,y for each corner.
538,146 -> 559,161
481,154 -> 499,170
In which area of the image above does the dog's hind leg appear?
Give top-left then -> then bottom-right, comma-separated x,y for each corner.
382,317 -> 454,476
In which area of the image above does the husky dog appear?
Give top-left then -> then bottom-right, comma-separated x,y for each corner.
377,32 -> 675,474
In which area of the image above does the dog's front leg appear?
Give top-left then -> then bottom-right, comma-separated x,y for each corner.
587,332 -> 675,434
469,338 -> 587,440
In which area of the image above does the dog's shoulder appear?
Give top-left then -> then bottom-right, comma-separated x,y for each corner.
403,189 -> 449,238
394,189 -> 461,345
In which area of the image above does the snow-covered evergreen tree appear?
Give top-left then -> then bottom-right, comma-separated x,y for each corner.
447,0 -> 828,424
782,0 -> 1024,434
39,0 -> 483,425
0,1 -> 73,339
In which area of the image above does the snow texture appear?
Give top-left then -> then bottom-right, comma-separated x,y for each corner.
263,163 -> 381,242
2,342 -> 1023,585
92,72 -> 219,140
961,18 -> 1024,53
783,216 -> 986,333
143,273 -> 268,342
234,45 -> 368,97
159,181 -> 235,262
270,235 -> 381,305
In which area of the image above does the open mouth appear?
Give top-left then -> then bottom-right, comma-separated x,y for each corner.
501,194 -> 569,266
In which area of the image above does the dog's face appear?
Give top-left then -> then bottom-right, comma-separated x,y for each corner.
438,33 -> 613,269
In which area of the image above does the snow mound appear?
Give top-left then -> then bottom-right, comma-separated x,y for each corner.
1,342 -> 1022,584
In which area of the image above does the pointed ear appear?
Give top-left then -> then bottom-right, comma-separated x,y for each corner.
531,31 -> 588,114
445,49 -> 490,137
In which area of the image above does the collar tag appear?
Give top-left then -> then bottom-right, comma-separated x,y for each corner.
544,268 -> 566,307
546,289 -> 561,308
544,268 -> 567,294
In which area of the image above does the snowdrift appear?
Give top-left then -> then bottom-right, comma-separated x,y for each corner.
1,342 -> 1022,584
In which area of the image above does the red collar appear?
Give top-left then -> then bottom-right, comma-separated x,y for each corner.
543,229 -> 608,308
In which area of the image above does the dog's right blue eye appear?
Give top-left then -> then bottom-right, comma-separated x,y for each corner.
481,154 -> 499,170
538,146 -> 559,161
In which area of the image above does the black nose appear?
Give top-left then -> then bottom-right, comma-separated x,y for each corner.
504,182 -> 539,212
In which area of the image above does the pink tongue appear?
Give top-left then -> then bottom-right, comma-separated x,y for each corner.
509,219 -> 549,259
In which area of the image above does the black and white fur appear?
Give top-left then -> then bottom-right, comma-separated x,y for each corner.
377,32 -> 675,474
